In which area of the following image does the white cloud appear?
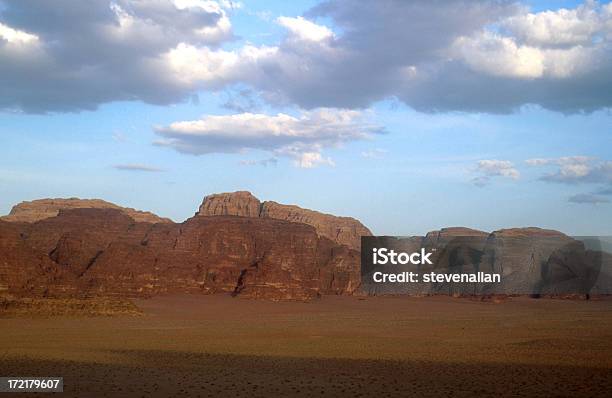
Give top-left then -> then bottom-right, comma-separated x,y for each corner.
451,31 -> 595,79
264,0 -> 612,112
477,160 -> 520,179
452,33 -> 545,79
547,161 -> 612,184
451,1 -> 612,80
526,156 -> 593,166
164,43 -> 277,87
293,152 -> 335,168
472,159 -> 520,186
526,156 -> 612,184
527,156 -> 612,207
277,16 -> 334,42
0,0 -> 235,112
2,0 -> 612,113
0,22 -> 38,44
527,156 -> 592,180
501,2 -> 604,47
154,109 -> 383,168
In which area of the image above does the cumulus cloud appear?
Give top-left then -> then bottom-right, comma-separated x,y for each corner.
478,160 -> 521,179
450,1 -> 612,80
2,0 -> 612,113
113,163 -> 164,172
472,160 -> 520,187
568,193 -> 610,204
0,22 -> 39,44
528,156 -> 612,204
0,0 -> 234,112
232,0 -> 612,113
527,156 -> 612,184
154,109 -> 383,168
501,2 -> 605,47
277,16 -> 334,42
451,31 -> 596,79
290,152 -> 335,168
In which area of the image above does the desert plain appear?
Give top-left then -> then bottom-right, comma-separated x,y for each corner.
1,294 -> 611,397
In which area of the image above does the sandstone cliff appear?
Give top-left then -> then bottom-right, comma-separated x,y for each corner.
197,191 -> 262,218
1,198 -> 171,224
196,191 -> 372,250
2,194 -> 609,301
0,208 -> 360,300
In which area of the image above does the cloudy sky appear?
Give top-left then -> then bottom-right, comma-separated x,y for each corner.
1,0 -> 611,235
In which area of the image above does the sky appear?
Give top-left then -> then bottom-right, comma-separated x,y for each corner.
1,0 -> 611,236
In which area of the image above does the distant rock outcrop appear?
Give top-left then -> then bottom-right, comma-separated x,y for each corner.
1,198 -> 171,224
197,191 -> 262,218
362,227 -> 612,297
196,191 -> 372,250
423,227 -> 489,247
480,228 -> 583,295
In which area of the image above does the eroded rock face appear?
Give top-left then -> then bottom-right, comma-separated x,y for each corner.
0,209 -> 360,300
423,227 -> 489,247
480,228 -> 581,295
260,201 -> 372,251
361,227 -> 611,297
197,191 -> 262,218
0,221 -> 54,297
1,198 -> 171,224
2,195 -> 608,300
196,192 -> 372,250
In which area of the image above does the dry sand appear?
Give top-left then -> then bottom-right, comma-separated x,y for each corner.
1,295 -> 612,397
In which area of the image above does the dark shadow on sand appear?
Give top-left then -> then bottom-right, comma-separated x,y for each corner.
2,349 -> 611,397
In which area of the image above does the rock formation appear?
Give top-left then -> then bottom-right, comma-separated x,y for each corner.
1,193 -> 609,301
1,198 -> 171,224
196,191 -> 372,250
361,227 -> 612,297
423,227 -> 489,247
0,208 -> 360,300
197,191 -> 262,218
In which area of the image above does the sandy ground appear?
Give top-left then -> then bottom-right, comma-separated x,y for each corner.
1,295 -> 612,397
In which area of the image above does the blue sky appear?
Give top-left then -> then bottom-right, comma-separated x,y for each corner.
1,0 -> 611,235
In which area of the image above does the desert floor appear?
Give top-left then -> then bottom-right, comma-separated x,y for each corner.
1,295 -> 612,397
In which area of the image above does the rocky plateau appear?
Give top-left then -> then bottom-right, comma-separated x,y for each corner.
0,192 -> 610,300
